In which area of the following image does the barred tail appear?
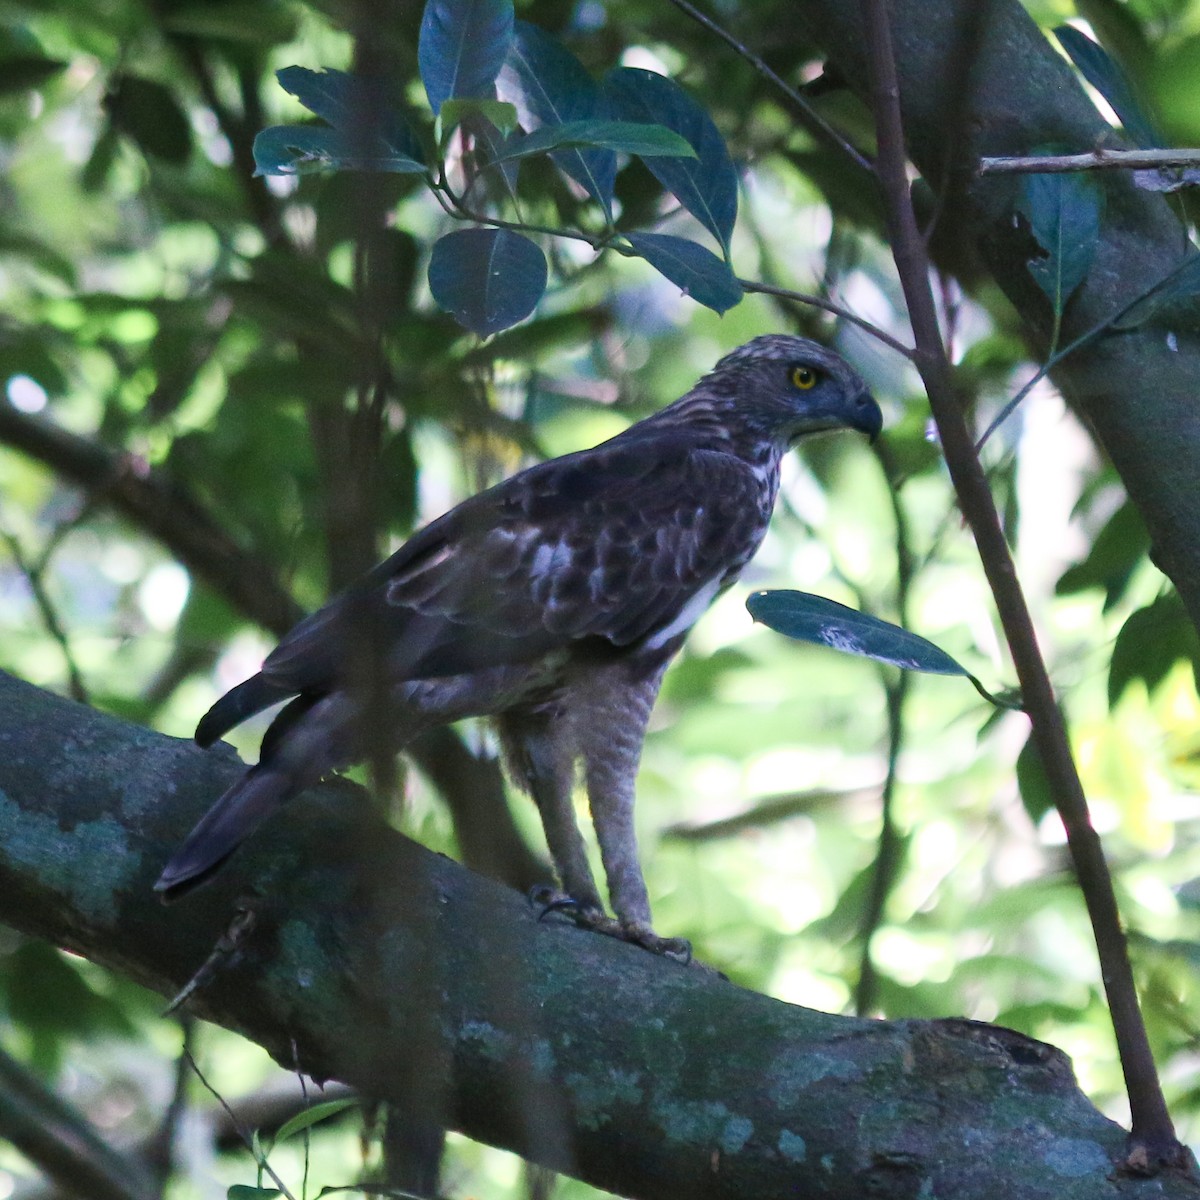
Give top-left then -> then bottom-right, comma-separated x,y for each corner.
154,766 -> 293,899
195,673 -> 293,748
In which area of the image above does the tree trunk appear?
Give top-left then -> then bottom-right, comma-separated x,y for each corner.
796,0 -> 1200,631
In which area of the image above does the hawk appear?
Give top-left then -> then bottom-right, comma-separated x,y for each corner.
158,335 -> 880,958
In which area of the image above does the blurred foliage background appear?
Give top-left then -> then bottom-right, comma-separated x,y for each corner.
3,0 -> 1200,1196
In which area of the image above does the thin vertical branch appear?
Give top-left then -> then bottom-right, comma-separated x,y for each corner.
859,0 -> 1183,1170
855,440 -> 915,1017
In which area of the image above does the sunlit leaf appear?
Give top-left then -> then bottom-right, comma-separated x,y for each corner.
428,227 -> 546,335
418,0 -> 514,115
625,232 -> 742,314
491,120 -> 695,165
274,1097 -> 359,1142
605,66 -> 738,251
439,97 -> 518,142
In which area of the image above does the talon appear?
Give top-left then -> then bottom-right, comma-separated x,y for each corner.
528,885 -> 603,925
620,923 -> 694,964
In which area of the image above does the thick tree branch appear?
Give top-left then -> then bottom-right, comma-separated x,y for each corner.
0,669 -> 1183,1200
0,399 -> 545,892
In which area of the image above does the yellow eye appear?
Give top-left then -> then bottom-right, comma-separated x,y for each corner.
791,365 -> 818,390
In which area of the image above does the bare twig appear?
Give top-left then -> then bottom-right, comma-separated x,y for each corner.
184,1048 -> 298,1200
979,147 -> 1200,175
855,440 -> 915,1017
860,0 -> 1184,1170
0,528 -> 89,703
738,279 -> 914,358
662,0 -> 874,173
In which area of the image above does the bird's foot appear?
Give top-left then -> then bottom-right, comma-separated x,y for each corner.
528,887 -> 696,966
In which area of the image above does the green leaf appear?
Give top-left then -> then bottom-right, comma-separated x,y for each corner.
504,21 -> 615,217
1055,500 -> 1149,610
439,97 -> 518,143
161,2 -> 298,44
626,232 -> 742,314
1015,153 -> 1103,318
1054,24 -> 1159,148
418,0 -> 514,115
428,227 -> 546,335
1016,732 -> 1054,824
104,74 -> 193,165
227,1188 -> 282,1199
1108,591 -> 1200,706
747,590 -> 969,676
252,125 -> 427,176
491,120 -> 696,165
605,66 -> 738,252
274,1097 -> 359,1143
0,56 -> 67,95
267,67 -> 426,174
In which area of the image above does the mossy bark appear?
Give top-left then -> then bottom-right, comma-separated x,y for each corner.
1,669 -> 1190,1200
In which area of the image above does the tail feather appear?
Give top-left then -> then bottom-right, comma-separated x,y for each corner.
155,767 -> 293,899
195,674 -> 292,748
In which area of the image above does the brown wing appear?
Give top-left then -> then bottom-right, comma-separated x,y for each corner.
261,429 -> 765,693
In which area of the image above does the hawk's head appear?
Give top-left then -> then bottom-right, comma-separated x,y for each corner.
706,334 -> 881,446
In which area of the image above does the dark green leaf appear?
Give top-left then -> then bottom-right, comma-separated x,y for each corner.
605,66 -> 738,251
160,2 -> 297,44
272,67 -> 425,170
747,590 -> 969,675
227,1188 -> 282,1200
252,125 -> 426,176
1054,24 -> 1159,148
625,232 -> 742,314
1055,501 -> 1149,610
1015,155 -> 1103,315
1108,591 -> 1200,705
1016,732 -> 1054,824
0,56 -> 67,95
274,1098 -> 359,1142
418,0 -> 514,115
1111,253 -> 1200,330
104,74 -> 193,164
492,120 -> 695,165
503,21 -> 615,217
428,227 -> 546,335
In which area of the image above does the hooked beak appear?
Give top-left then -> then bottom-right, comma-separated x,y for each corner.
853,389 -> 883,443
